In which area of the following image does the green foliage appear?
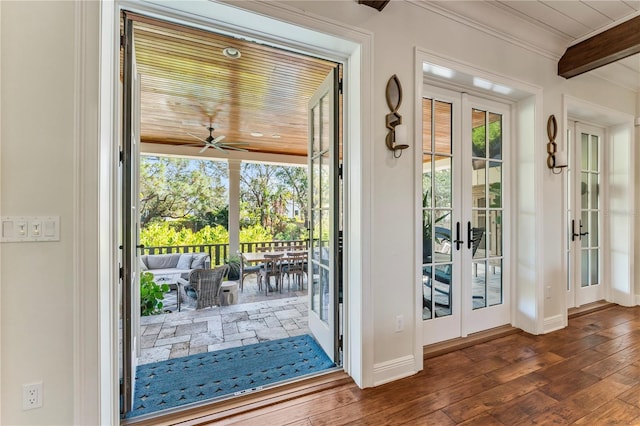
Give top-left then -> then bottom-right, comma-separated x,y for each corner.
140,156 -> 228,228
140,221 -> 229,247
140,272 -> 170,316
239,224 -> 273,243
225,253 -> 242,281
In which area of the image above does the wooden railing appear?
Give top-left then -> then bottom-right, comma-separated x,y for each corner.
141,240 -> 307,266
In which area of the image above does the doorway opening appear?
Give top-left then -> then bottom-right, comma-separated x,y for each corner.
119,12 -> 344,419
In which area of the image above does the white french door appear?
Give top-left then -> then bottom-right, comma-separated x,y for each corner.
566,122 -> 603,308
308,67 -> 340,362
422,87 -> 510,345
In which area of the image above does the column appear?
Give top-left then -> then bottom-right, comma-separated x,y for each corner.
228,159 -> 241,255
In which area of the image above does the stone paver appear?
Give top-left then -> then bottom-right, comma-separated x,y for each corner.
137,276 -> 310,365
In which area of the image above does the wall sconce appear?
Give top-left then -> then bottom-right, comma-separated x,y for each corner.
385,75 -> 409,158
547,114 -> 567,174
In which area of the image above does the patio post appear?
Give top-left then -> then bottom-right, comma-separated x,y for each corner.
228,159 -> 241,257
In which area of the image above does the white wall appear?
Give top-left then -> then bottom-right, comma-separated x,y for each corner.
1,1 -> 76,424
0,1 -> 637,424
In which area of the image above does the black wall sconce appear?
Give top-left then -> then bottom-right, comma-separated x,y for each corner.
547,114 -> 567,174
385,75 -> 409,158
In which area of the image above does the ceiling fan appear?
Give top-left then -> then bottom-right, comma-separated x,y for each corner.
187,123 -> 248,154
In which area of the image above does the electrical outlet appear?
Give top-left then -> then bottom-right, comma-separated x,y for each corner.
22,382 -> 43,410
395,315 -> 404,332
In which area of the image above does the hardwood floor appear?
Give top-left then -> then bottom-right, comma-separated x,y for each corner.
193,305 -> 640,425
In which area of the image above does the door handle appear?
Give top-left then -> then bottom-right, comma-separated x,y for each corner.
571,219 -> 580,241
453,222 -> 463,250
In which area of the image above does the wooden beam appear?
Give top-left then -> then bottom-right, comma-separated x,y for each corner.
558,15 -> 640,78
358,0 -> 390,12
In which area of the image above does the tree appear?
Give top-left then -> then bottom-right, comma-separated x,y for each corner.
139,156 -> 227,228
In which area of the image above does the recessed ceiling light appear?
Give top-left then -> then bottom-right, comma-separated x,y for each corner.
250,132 -> 263,137
222,47 -> 241,59
271,134 -> 281,139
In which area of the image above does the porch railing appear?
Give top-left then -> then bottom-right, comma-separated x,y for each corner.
141,240 -> 307,266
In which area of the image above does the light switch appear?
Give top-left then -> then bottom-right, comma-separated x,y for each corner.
1,216 -> 60,242
17,221 -> 27,237
31,221 -> 42,237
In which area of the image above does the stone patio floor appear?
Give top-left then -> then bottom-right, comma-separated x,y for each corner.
138,276 -> 309,365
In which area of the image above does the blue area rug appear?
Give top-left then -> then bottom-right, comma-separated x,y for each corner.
127,334 -> 334,418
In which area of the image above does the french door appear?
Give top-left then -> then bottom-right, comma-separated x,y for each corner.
308,67 -> 341,362
422,87 -> 510,345
566,122 -> 603,308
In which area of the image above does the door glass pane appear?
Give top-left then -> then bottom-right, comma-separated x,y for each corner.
590,173 -> 598,210
422,265 -> 433,320
423,161 -> 433,208
591,135 -> 599,171
320,95 -> 329,152
488,211 -> 502,257
321,151 -> 330,208
472,160 -> 486,209
434,264 -> 452,317
434,156 -> 451,208
488,259 -> 502,306
581,249 -> 589,287
581,172 -> 589,209
434,210 -> 452,263
312,105 -> 320,153
591,212 -> 599,246
434,101 -> 452,155
472,260 -> 486,309
590,250 -> 599,285
488,161 -> 502,208
471,212 -> 486,259
423,210 -> 432,264
488,112 -> 502,160
472,109 -> 486,157
423,98 -> 433,152
581,133 -> 589,170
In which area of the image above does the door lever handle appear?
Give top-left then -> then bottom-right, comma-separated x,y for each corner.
467,221 -> 479,250
571,219 -> 580,241
453,222 -> 463,250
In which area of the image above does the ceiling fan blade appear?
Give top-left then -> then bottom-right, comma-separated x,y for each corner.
213,144 -> 228,154
199,145 -> 210,154
213,135 -> 226,143
187,132 -> 208,143
220,145 -> 248,152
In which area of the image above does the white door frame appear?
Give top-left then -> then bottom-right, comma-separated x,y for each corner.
77,1 -> 373,424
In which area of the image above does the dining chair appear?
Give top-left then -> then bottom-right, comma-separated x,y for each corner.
260,253 -> 284,295
284,251 -> 307,291
237,251 -> 263,292
182,265 -> 230,309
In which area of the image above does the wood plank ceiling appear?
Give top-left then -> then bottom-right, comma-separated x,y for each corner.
130,15 -> 337,158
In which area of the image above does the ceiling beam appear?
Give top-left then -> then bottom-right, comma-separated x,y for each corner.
558,15 -> 640,79
358,1 -> 390,12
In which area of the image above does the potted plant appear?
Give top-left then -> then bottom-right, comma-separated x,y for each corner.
225,253 -> 242,281
140,272 -> 170,316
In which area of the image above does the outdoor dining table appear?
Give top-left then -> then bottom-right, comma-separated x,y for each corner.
240,250 -> 308,292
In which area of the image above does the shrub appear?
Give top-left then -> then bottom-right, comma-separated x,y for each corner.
140,272 -> 170,316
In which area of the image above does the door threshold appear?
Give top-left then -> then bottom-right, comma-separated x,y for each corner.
122,370 -> 350,426
423,325 -> 519,360
568,300 -> 615,319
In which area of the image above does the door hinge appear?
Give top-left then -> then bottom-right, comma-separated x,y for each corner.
338,335 -> 343,350
338,78 -> 343,95
120,33 -> 127,49
119,150 -> 124,163
119,266 -> 124,280
338,163 -> 343,179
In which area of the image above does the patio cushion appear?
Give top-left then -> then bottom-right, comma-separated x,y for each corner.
191,253 -> 208,269
176,253 -> 193,270
146,253 -> 181,269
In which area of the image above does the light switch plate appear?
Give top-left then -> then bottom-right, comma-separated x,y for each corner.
1,216 -> 60,242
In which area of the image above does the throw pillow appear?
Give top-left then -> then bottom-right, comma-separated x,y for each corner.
176,253 -> 193,270
139,256 -> 148,271
191,253 -> 208,269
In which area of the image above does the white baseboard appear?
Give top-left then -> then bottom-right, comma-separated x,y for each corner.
372,355 -> 417,386
543,314 -> 566,334
636,294 -> 640,305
